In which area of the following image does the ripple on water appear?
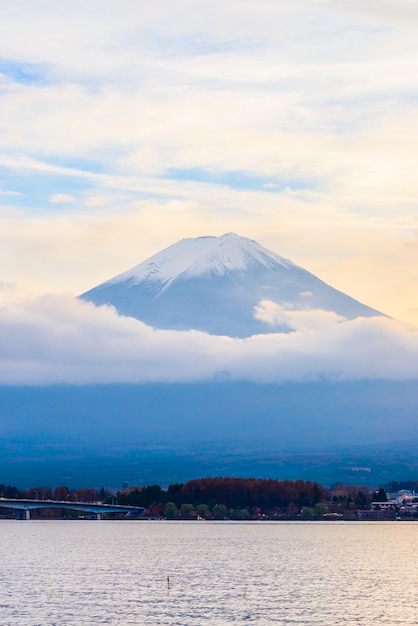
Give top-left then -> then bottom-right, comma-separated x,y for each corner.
0,520 -> 417,625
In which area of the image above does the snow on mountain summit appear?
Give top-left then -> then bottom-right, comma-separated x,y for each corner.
80,233 -> 383,337
105,233 -> 293,290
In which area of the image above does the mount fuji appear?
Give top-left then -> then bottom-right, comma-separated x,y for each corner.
2,234 -> 418,489
80,233 -> 383,336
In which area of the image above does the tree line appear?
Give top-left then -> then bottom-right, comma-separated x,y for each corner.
0,483 -> 107,503
0,478 -> 387,520
114,477 -> 332,519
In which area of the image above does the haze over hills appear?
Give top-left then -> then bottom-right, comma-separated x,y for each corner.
80,233 -> 383,337
1,380 -> 418,487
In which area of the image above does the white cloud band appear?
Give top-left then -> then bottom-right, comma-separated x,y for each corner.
0,295 -> 417,385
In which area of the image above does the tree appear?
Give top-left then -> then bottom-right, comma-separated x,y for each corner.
229,508 -> 251,520
300,506 -> 314,520
314,503 -> 327,518
355,491 -> 368,509
196,504 -> 209,519
74,488 -> 97,503
31,486 -> 53,500
165,483 -> 183,507
180,504 -> 194,519
212,504 -> 228,520
164,502 -> 177,519
0,484 -> 20,499
373,487 -> 387,502
54,486 -> 69,501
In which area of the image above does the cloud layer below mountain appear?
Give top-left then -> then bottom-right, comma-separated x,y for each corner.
1,295 -> 417,385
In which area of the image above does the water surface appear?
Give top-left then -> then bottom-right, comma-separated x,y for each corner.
1,520 -> 417,625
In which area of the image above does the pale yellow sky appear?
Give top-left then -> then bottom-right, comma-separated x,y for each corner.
1,0 -> 418,327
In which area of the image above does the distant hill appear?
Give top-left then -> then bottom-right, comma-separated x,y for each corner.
1,381 -> 418,487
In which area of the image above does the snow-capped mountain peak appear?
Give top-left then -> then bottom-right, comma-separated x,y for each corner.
105,233 -> 293,290
80,233 -> 383,337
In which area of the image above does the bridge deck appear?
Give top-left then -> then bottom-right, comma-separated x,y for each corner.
0,498 -> 144,519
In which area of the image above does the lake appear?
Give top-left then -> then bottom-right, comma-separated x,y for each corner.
1,520 -> 417,625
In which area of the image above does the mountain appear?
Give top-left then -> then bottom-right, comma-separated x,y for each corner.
80,233 -> 383,336
3,234 -> 415,489
2,381 -> 418,487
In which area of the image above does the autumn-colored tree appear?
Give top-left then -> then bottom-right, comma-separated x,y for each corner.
54,486 -> 69,501
181,477 -> 325,512
73,488 -> 98,503
30,486 -> 53,500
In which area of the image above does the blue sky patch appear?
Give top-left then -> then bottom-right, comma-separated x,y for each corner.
165,167 -> 314,192
0,59 -> 49,85
0,168 -> 90,212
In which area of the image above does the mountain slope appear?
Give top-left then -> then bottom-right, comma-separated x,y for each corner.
80,233 -> 383,337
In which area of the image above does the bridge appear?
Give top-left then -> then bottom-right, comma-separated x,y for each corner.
0,498 -> 145,520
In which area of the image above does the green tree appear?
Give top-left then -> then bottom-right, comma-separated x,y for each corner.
230,508 -> 251,520
180,503 -> 194,519
300,506 -> 314,520
212,504 -> 228,520
314,502 -> 327,518
164,502 -> 177,519
196,504 -> 209,519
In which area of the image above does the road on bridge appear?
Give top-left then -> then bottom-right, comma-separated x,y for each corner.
0,497 -> 145,520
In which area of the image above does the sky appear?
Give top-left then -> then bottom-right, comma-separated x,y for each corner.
1,0 -> 418,385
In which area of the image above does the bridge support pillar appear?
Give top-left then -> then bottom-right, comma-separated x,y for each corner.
16,510 -> 31,520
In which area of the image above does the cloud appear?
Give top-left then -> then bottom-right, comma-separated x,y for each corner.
50,193 -> 74,203
0,294 -> 417,385
85,195 -> 108,207
0,281 -> 15,292
0,189 -> 20,197
253,300 -> 346,332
